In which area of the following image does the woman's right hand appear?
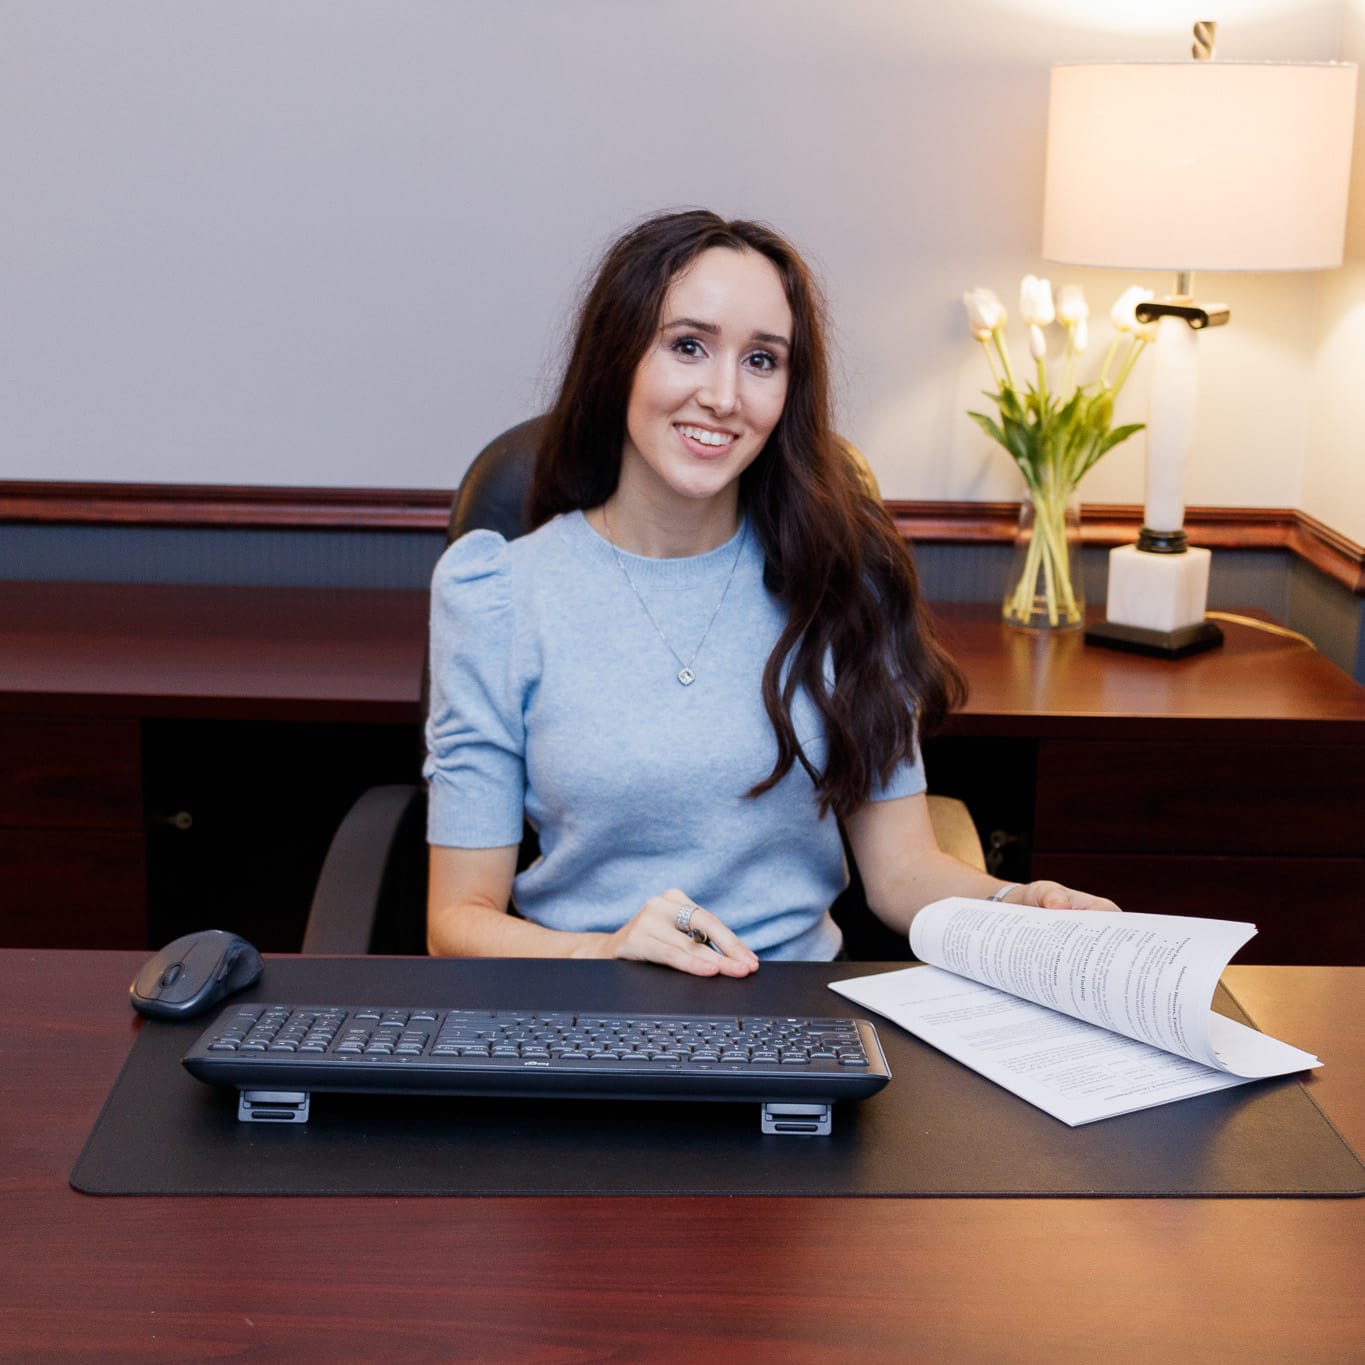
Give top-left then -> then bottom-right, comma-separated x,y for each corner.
428,848 -> 759,973
592,888 -> 760,978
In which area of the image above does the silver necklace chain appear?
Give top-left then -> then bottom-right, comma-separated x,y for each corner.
600,507 -> 747,686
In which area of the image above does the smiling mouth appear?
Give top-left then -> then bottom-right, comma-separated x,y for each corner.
676,424 -> 736,449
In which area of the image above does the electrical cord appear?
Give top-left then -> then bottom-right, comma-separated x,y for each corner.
1204,611 -> 1316,649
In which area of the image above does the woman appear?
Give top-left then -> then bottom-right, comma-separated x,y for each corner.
425,209 -> 1116,974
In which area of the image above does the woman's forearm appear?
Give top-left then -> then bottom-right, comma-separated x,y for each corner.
427,900 -> 609,960
426,843 -> 609,959
863,848 -> 1011,938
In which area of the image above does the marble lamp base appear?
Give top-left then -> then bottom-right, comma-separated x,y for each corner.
1085,542 -> 1224,658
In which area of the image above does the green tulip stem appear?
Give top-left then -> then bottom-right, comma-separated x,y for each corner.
991,327 -> 1018,392
1060,326 -> 1078,396
1033,356 -> 1049,411
1099,336 -> 1121,387
978,338 -> 1004,390
1114,336 -> 1149,392
1006,485 -> 1080,628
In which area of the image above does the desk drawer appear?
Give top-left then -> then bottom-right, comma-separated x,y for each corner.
0,715 -> 142,829
1034,740 -> 1364,856
0,828 -> 147,947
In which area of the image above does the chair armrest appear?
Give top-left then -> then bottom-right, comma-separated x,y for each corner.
833,794 -> 986,960
926,795 -> 986,872
301,784 -> 427,954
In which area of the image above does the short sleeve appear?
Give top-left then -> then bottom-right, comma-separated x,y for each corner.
422,530 -> 528,847
817,644 -> 929,804
868,742 -> 928,802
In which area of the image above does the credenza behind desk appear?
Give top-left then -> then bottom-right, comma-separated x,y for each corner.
1,581 -> 1362,959
0,950 -> 1361,1363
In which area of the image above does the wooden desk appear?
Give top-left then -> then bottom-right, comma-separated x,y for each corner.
932,608 -> 1365,962
1,583 -> 1362,957
0,950 -> 1360,1364
0,582 -> 428,950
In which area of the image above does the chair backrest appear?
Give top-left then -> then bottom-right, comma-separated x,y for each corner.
449,414 -> 545,544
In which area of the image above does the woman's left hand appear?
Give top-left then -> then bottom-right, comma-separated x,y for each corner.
1006,881 -> 1120,912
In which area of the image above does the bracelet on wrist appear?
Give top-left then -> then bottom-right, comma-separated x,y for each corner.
986,883 -> 1020,903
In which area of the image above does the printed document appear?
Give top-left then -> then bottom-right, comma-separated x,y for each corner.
831,899 -> 1320,1125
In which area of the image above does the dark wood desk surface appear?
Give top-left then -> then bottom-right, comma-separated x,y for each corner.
2,950 -> 1360,1363
2,581 -> 1362,733
0,580 -> 429,722
935,606 -> 1365,740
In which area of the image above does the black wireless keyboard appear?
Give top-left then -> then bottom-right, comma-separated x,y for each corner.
182,1002 -> 892,1135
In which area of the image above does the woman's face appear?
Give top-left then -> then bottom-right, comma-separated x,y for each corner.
619,246 -> 792,516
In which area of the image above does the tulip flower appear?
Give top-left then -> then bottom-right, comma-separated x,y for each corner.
963,287 -> 1006,339
1020,278 -> 1055,398
1110,285 -> 1153,333
1102,285 -> 1157,388
1055,284 -> 1088,326
1054,285 -> 1090,390
1019,275 -> 1055,327
963,287 -> 1016,390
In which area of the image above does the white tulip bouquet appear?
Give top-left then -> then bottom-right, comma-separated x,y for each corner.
964,277 -> 1153,628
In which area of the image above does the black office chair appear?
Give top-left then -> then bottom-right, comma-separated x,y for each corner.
300,417 -> 984,958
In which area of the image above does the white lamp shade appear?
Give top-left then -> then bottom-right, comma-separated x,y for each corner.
1043,62 -> 1357,272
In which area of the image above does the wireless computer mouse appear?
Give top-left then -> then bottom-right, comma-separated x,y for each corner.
130,929 -> 263,1020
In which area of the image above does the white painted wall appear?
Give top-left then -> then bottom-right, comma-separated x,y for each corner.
1304,0 -> 1365,543
2,0 -> 1357,541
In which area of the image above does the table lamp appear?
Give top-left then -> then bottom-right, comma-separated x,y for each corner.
1041,23 -> 1357,657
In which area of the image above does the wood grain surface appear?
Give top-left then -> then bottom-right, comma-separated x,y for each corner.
0,952 -> 1359,1364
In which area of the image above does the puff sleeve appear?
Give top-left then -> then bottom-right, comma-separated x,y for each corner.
422,530 -> 528,848
869,748 -> 928,802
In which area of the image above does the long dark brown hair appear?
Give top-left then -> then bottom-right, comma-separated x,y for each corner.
530,209 -> 966,818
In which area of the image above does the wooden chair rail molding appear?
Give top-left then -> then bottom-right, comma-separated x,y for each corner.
2,481 -> 1361,594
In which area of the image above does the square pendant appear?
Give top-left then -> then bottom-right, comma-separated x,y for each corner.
677,667 -> 696,686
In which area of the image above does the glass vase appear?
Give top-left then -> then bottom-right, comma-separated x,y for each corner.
1002,487 -> 1085,632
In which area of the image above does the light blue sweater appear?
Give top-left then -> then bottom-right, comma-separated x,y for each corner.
423,510 -> 925,960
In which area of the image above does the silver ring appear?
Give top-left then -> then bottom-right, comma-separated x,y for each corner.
675,901 -> 708,942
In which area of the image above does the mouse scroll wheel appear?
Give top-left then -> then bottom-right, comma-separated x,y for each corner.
159,963 -> 183,988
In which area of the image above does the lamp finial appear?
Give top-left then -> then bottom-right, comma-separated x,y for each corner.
1192,21 -> 1217,60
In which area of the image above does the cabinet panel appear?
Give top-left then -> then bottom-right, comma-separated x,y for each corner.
142,718 -> 420,951
1036,853 -> 1364,964
0,715 -> 142,829
0,828 -> 146,948
1035,740 -> 1365,856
